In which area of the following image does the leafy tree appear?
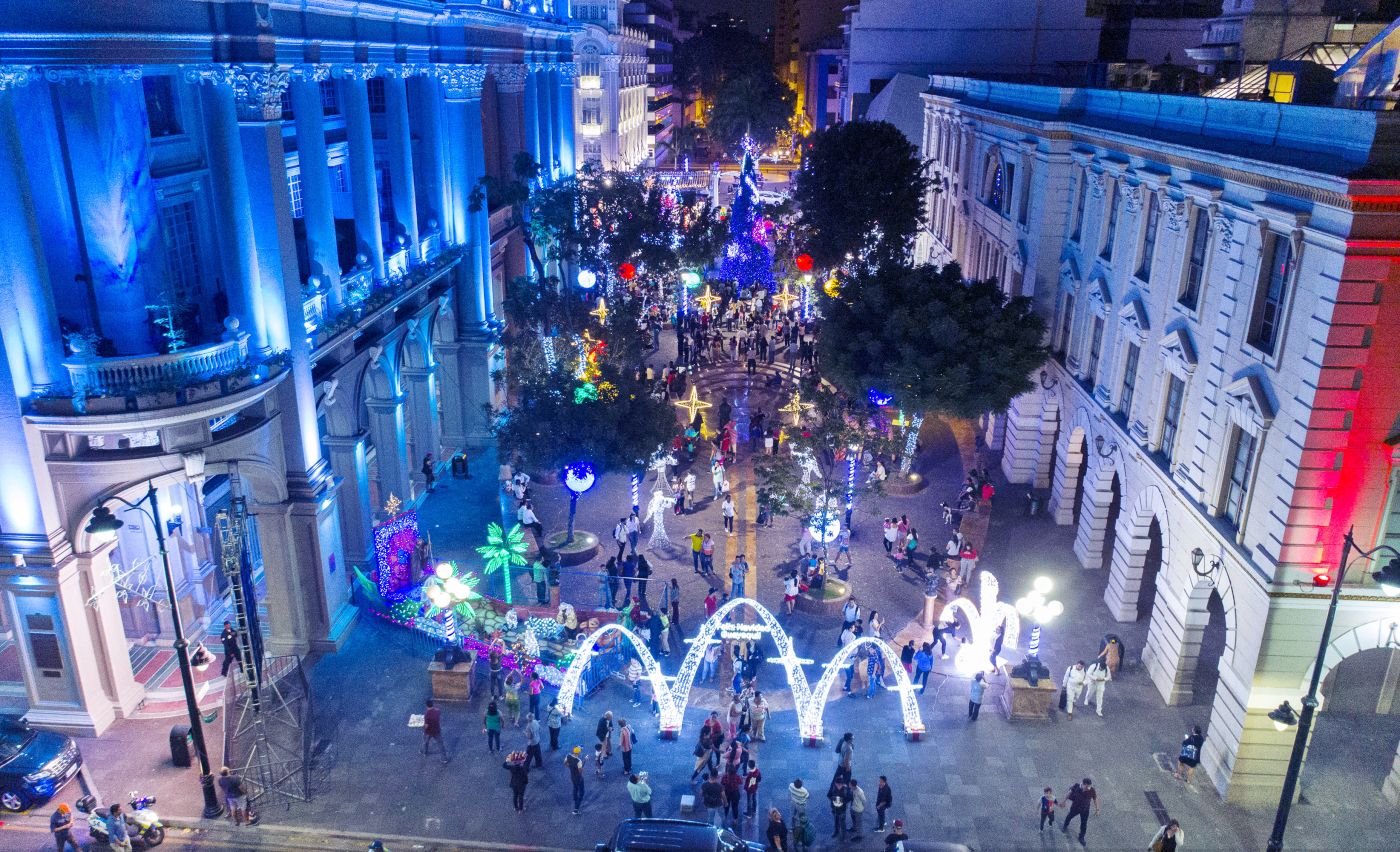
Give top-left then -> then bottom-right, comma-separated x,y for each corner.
753,381 -> 899,554
792,120 -> 932,269
673,26 -> 771,121
472,152 -> 548,278
707,69 -> 796,152
819,262 -> 1050,420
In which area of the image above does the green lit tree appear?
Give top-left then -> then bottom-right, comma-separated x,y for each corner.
476,522 -> 530,605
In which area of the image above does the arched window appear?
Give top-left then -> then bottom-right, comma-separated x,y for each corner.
984,153 -> 1004,211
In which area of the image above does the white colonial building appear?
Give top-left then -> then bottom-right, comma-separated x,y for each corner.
572,4 -> 650,170
920,76 -> 1400,804
0,0 -> 575,734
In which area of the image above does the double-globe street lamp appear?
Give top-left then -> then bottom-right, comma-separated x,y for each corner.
86,483 -> 224,819
1263,529 -> 1400,851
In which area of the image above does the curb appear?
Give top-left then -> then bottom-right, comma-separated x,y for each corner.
163,816 -> 583,851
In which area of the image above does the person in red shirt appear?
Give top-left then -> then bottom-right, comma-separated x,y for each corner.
704,589 -> 719,618
744,759 -> 763,816
721,764 -> 744,827
422,698 -> 448,763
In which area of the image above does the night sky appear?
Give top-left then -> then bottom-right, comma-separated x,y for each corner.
685,0 -> 773,34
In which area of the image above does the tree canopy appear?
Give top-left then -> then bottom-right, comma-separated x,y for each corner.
819,262 -> 1050,419
672,25 -> 771,113
706,69 -> 796,152
792,120 -> 931,269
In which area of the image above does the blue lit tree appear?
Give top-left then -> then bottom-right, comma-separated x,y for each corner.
715,145 -> 776,292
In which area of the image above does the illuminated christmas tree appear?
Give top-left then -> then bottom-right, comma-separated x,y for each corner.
716,139 -> 775,293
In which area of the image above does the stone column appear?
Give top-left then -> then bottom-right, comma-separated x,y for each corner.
1048,432 -> 1085,526
52,68 -> 164,355
367,394 -> 412,503
435,336 -> 466,449
246,503 -> 308,657
383,72 -> 420,262
338,68 -> 385,281
410,75 -> 449,244
192,74 -> 270,354
492,64 -> 527,177
1072,464 -> 1115,569
522,66 -> 543,172
1141,579 -> 1197,703
536,67 -> 558,181
403,366 -> 442,486
0,78 -> 65,393
555,65 -> 578,180
323,432 -> 374,570
464,98 -> 495,325
437,66 -> 487,251
290,69 -> 345,310
999,389 -> 1045,486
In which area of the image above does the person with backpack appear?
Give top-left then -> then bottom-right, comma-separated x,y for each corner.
1038,786 -> 1057,831
788,777 -> 809,827
1174,725 -> 1205,786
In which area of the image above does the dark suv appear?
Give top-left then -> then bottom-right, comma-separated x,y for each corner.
597,818 -> 764,852
0,714 -> 83,811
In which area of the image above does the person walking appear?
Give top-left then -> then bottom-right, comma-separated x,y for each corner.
745,758 -> 763,816
613,518 -> 628,562
765,807 -> 789,851
1038,787 -> 1057,832
483,701 -> 504,752
565,746 -> 586,814
684,471 -> 697,510
720,763 -> 744,826
596,710 -> 614,757
1061,662 -> 1087,720
701,771 -> 726,828
701,640 -> 721,683
722,494 -> 736,535
848,777 -> 867,840
524,713 -> 544,768
913,644 -> 934,694
50,803 -> 79,852
219,620 -> 241,677
618,718 -> 635,774
882,519 -> 897,554
827,777 -> 849,840
546,699 -> 563,750
528,671 -> 544,720
729,555 -> 748,597
604,557 -> 620,609
1083,659 -> 1111,717
958,544 -> 979,588
901,528 -> 919,572
1150,819 -> 1185,851
726,695 -> 744,740
1060,778 -> 1099,844
628,772 -> 653,818
874,776 -> 893,832
968,672 -> 986,721
488,645 -> 505,699
788,777 -> 810,827
900,641 -> 915,675
840,598 -> 860,644
702,532 -> 716,574
503,753 -> 530,813
1174,725 -> 1205,785
422,698 -> 449,762
627,511 -> 640,555
835,527 -> 853,569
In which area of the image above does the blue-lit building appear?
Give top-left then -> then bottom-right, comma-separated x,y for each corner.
0,0 -> 576,734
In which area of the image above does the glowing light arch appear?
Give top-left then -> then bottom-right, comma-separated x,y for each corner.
940,572 -> 1021,675
553,598 -> 926,741
810,636 -> 924,740
556,622 -> 681,725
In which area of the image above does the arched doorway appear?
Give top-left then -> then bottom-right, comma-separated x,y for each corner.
1187,587 -> 1225,706
1138,517 -> 1163,622
1100,473 -> 1122,572
1305,646 -> 1400,813
1072,438 -> 1088,531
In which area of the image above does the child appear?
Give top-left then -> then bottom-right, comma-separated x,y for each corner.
1038,787 -> 1057,832
594,742 -> 608,779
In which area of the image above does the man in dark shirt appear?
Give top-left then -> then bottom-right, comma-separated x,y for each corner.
50,803 -> 78,852
883,818 -> 910,851
700,771 -> 726,828
764,807 -> 788,851
565,746 -> 586,814
219,620 -> 240,676
1061,777 -> 1100,843
422,698 -> 447,763
828,777 -> 849,840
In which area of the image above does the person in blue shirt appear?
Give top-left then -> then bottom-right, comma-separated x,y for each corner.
107,803 -> 132,852
913,644 -> 934,693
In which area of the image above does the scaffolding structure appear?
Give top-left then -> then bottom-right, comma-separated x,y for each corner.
217,498 -> 312,808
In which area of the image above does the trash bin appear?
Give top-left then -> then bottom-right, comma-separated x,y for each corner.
1026,491 -> 1042,517
451,453 -> 468,478
169,724 -> 192,767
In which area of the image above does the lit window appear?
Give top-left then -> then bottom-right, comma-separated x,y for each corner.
367,78 -> 386,113
1268,71 -> 1296,104
288,173 -> 304,218
986,161 -> 1004,211
160,200 -> 202,307
320,80 -> 340,116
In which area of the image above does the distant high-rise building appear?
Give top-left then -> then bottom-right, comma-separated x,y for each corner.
626,0 -> 681,164
574,1 -> 652,170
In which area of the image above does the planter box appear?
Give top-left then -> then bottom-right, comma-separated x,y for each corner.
429,655 -> 475,702
794,579 -> 850,616
997,664 -> 1058,721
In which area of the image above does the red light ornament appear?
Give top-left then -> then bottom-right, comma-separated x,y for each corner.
795,253 -> 814,272
618,262 -> 636,281
1313,573 -> 1332,587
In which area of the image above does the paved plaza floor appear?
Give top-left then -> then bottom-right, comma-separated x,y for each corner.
2,336 -> 1397,851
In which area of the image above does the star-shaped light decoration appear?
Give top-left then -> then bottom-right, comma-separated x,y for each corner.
695,284 -> 721,314
773,281 -> 798,312
780,392 -> 815,426
674,385 -> 712,421
383,493 -> 403,517
590,297 -> 609,325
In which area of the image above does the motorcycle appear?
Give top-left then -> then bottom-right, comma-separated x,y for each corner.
76,792 -> 166,847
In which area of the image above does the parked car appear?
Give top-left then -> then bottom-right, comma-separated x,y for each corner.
0,714 -> 83,811
596,818 -> 764,852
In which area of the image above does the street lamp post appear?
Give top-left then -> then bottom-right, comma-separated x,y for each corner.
1265,528 -> 1400,851
86,483 -> 224,819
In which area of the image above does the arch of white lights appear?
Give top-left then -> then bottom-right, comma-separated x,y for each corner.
554,597 -> 925,740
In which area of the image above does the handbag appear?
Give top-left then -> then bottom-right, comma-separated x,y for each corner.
1151,838 -> 1165,852
1058,688 -> 1068,711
